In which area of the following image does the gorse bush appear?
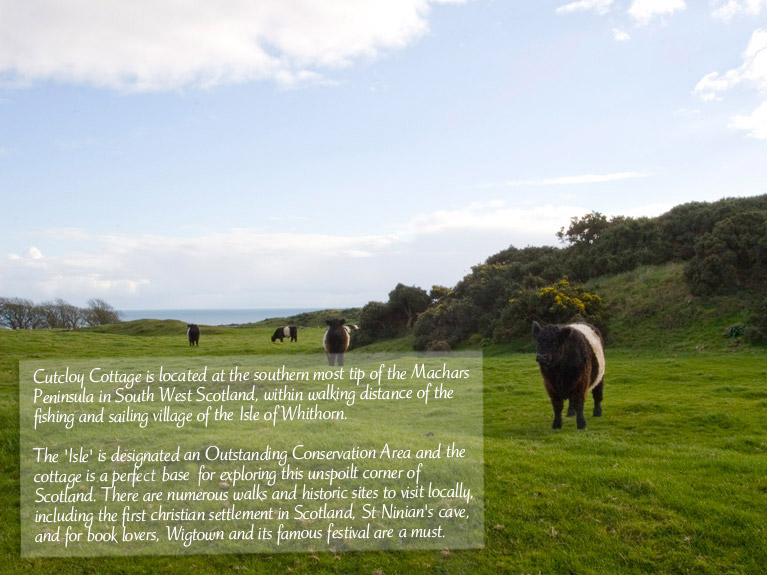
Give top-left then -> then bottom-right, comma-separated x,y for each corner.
412,298 -> 481,351
493,278 -> 607,343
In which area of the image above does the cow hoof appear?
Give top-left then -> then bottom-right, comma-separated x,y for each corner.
552,421 -> 562,430
593,408 -> 602,417
566,408 -> 575,417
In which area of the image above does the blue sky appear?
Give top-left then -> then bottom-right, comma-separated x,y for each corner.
1,0 -> 766,309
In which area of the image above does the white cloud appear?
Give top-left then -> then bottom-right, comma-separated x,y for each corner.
400,202 -> 584,237
730,100 -> 767,137
696,28 -> 767,101
612,28 -> 631,41
0,204 -> 578,307
695,28 -> 767,138
695,72 -> 730,101
712,0 -> 767,21
499,171 -> 648,187
628,0 -> 686,25
674,107 -> 701,116
0,198 -> 682,308
556,0 -> 614,15
0,0 -> 466,91
0,228 -> 407,307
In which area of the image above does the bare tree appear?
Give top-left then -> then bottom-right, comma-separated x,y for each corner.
83,298 -> 123,326
37,299 -> 85,329
1,296 -> 116,329
0,297 -> 39,329
56,298 -> 85,329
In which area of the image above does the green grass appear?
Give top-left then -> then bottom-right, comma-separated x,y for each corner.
2,318 -> 767,574
587,263 -> 752,350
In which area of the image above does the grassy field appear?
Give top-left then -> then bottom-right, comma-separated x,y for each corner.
1,319 -> 766,574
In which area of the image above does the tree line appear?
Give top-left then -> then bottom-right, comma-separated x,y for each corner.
354,195 -> 767,349
0,297 -> 122,330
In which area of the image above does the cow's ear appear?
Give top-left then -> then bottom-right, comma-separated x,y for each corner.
325,319 -> 332,326
532,321 -> 541,337
557,327 -> 571,343
339,319 -> 346,325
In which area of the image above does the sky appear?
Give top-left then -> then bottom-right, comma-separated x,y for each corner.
1,0 -> 766,310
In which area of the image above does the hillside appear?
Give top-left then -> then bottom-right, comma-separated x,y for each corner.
349,195 -> 767,352
588,263 -> 751,350
244,308 -> 361,329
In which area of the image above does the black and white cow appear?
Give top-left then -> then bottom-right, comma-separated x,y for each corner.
271,325 -> 298,343
324,318 -> 350,366
532,321 -> 605,430
187,324 -> 200,347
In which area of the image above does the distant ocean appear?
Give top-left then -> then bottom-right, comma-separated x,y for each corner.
118,308 -> 320,326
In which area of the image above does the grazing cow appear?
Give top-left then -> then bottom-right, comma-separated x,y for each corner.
271,325 -> 298,343
324,318 -> 350,366
532,321 -> 605,430
187,324 -> 200,347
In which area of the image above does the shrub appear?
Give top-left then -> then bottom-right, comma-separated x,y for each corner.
493,278 -> 607,342
412,299 -> 481,351
685,211 -> 767,295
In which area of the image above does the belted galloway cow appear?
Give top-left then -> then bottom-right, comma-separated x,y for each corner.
187,324 -> 200,347
532,321 -> 605,430
271,326 -> 298,343
324,318 -> 350,366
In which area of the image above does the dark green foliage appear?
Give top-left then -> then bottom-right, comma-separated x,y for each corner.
356,284 -> 430,346
412,298 -> 482,350
429,285 -> 452,304
484,245 -> 566,283
556,211 -> 610,246
387,283 -> 431,329
685,211 -> 767,295
745,294 -> 767,345
558,214 -> 667,280
657,195 -> 767,260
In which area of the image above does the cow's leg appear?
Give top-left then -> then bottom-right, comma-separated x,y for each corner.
591,380 -> 604,417
337,354 -> 344,367
551,397 -> 564,429
571,398 -> 587,430
327,354 -> 335,366
566,401 -> 576,417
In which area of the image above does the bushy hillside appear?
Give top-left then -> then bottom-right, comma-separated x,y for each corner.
588,263 -> 751,350
353,195 -> 767,351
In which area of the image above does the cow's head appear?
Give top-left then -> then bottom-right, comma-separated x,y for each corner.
532,321 -> 571,367
325,318 -> 346,330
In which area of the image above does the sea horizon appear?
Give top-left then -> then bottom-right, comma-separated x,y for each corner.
118,308 -> 322,326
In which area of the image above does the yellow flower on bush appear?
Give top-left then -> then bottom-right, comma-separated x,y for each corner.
535,278 -> 601,317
